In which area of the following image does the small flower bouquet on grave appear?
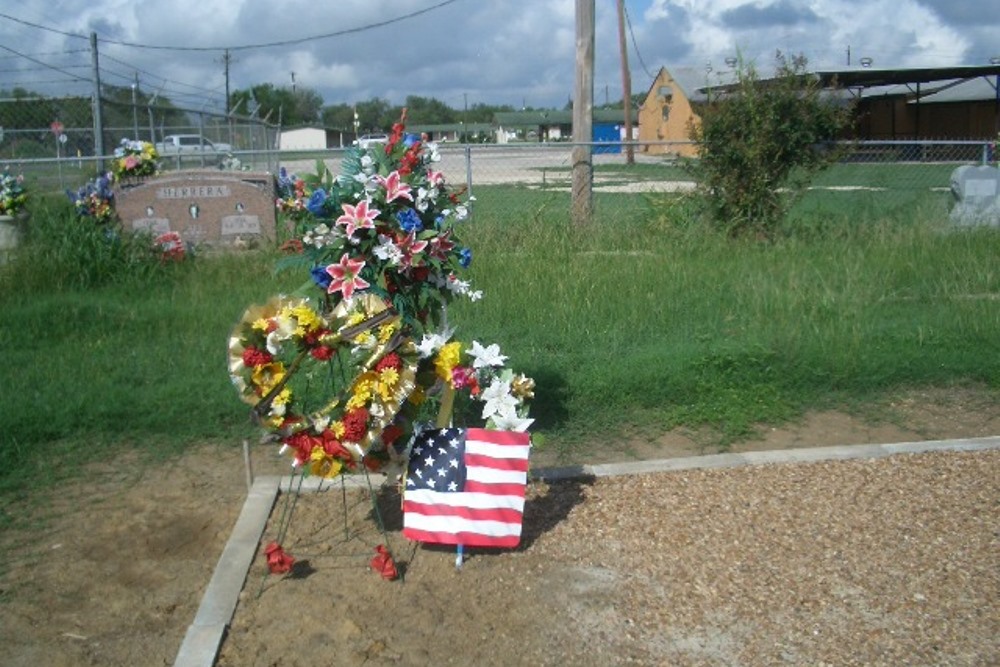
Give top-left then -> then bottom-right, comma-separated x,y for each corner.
0,168 -> 27,217
68,172 -> 116,225
111,138 -> 158,181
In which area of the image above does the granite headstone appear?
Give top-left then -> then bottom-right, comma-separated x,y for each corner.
114,170 -> 277,248
949,165 -> 1000,228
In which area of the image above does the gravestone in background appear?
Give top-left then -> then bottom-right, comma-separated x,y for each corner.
949,165 -> 1000,228
114,171 -> 277,248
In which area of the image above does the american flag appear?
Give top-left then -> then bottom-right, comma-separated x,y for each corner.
402,427 -> 531,548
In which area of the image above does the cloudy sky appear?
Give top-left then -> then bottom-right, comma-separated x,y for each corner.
1,0 -> 997,114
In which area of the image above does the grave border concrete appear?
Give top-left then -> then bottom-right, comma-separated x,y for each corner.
172,435 -> 1000,667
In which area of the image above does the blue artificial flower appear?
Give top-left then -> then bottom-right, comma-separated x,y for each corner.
306,189 -> 328,216
311,265 -> 332,290
396,207 -> 423,233
458,247 -> 472,268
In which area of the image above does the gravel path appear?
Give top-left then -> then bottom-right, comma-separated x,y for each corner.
219,448 -> 999,666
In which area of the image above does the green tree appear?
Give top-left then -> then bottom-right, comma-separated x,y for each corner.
688,52 -> 853,238
231,84 -> 323,126
403,95 -> 457,124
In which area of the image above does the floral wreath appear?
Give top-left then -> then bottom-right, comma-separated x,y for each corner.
229,110 -> 534,480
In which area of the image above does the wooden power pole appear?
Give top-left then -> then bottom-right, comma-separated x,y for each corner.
617,0 -> 635,164
572,0 -> 595,224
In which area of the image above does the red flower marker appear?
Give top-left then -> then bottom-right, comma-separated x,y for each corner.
370,544 -> 398,581
263,541 -> 295,574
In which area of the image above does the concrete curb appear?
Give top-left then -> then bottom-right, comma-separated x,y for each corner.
530,435 -> 1000,481
172,435 -> 1000,666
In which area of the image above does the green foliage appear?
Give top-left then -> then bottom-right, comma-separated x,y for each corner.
0,197 -> 187,292
688,53 -> 853,238
0,191 -> 997,496
231,83 -> 324,126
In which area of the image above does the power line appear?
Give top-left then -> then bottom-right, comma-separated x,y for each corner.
78,0 -> 461,52
623,3 -> 655,80
0,44 -> 89,82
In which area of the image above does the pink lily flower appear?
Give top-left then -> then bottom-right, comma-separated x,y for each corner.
336,199 -> 379,237
325,253 -> 371,299
426,169 -> 445,188
377,171 -> 414,204
395,231 -> 428,267
427,229 -> 455,261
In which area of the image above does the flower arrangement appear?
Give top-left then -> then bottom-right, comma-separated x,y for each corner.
68,172 -> 116,225
0,168 -> 27,217
154,231 -> 187,263
111,138 -> 158,181
230,110 -> 533,482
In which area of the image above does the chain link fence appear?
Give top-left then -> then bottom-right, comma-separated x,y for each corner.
0,93 -> 278,195
1,92 -> 995,224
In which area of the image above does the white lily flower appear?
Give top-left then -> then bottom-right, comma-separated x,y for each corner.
468,340 -> 508,369
480,378 -> 518,421
489,404 -> 534,432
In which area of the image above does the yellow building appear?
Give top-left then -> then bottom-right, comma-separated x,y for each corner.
637,66 -> 736,157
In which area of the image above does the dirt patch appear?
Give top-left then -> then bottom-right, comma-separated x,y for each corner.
0,386 -> 997,666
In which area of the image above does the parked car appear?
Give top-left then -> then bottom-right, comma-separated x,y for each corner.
155,134 -> 232,164
352,133 -> 389,149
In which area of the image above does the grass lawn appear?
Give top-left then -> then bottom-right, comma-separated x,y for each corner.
1,183 -> 998,499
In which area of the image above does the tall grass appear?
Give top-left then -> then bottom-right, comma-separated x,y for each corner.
1,188 -> 998,497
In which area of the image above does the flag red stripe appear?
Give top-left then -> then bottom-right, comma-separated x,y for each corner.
402,527 -> 521,548
466,428 -> 530,447
403,500 -> 523,524
464,452 -> 529,472
464,480 -> 528,496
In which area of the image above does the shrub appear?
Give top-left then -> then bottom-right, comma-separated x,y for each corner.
687,52 -> 852,238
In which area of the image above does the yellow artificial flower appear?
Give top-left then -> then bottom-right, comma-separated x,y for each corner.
346,373 -> 376,409
252,317 -> 272,332
329,420 -> 346,439
252,362 -> 286,394
378,367 -> 400,387
272,388 -> 292,406
289,303 -> 322,336
434,341 -> 462,381
377,321 -> 399,343
309,448 -> 343,479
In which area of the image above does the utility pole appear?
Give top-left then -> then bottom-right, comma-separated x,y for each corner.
572,0 -> 595,225
131,71 -> 140,140
222,49 -> 232,113
616,0 -> 634,164
90,32 -> 105,169
222,49 -> 235,144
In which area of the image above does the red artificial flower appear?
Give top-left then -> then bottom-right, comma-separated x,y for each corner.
279,239 -> 304,254
283,430 -> 319,464
381,423 -> 404,447
321,432 -> 354,464
375,352 -> 402,372
310,345 -> 334,361
242,346 -> 273,367
264,542 -> 295,574
342,407 -> 369,442
370,544 -> 398,581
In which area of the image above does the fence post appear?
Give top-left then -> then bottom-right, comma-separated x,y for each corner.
464,144 -> 473,201
90,32 -> 105,170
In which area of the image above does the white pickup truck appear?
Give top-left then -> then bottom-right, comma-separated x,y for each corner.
155,135 -> 232,162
